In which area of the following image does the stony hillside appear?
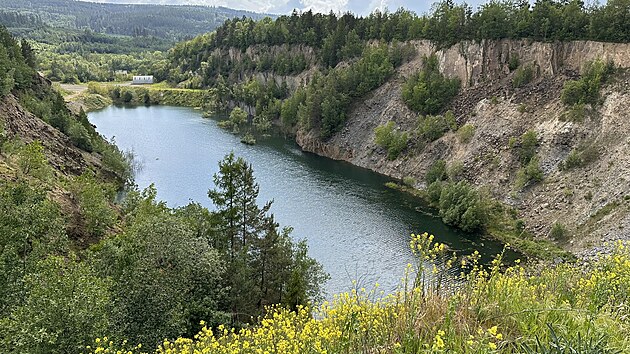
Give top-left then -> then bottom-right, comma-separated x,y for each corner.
296,39 -> 630,255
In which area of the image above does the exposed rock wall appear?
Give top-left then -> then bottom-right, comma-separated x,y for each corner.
296,39 -> 630,253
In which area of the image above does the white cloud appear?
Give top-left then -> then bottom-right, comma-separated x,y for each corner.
299,0 -> 350,13
367,0 -> 389,13
211,0 -> 291,12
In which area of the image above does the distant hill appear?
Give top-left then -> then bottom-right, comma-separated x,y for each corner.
0,0 -> 271,40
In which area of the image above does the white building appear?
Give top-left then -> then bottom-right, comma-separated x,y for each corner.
132,75 -> 154,85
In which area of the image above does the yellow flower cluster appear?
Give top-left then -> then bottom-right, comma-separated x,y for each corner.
86,238 -> 630,354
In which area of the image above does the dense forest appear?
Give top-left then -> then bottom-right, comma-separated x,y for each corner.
0,0 -> 269,40
0,26 -> 326,353
0,0 -> 271,81
170,0 -> 630,79
166,0 -> 630,141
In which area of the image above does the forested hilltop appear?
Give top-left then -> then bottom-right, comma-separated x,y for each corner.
166,0 -> 629,137
0,0 -> 268,40
0,0 -> 270,83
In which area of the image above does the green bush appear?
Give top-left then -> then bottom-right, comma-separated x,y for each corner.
67,120 -> 93,152
549,222 -> 568,240
402,176 -> 416,187
561,59 -> 615,106
513,130 -> 538,166
94,138 -> 134,185
512,64 -> 535,88
402,54 -> 460,115
15,141 -> 51,181
0,256 -> 111,354
447,161 -> 464,181
508,54 -> 520,71
437,181 -> 486,232
561,142 -> 600,170
456,124 -> 475,143
427,180 -> 443,204
374,121 -> 409,160
515,157 -> 544,190
70,172 -> 117,237
425,159 -> 447,184
417,112 -> 456,142
559,103 -> 586,123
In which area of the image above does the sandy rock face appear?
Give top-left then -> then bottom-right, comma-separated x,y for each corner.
296,39 -> 630,253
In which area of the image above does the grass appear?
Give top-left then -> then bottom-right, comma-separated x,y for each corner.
72,93 -> 112,112
90,235 -> 630,353
86,82 -> 216,109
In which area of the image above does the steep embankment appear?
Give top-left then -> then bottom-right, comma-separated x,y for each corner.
1,93 -> 104,175
296,39 -> 630,254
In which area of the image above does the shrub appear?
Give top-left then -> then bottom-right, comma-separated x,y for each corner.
515,156 -> 544,190
561,59 -> 615,106
508,54 -> 520,71
374,121 -> 409,160
562,149 -> 583,170
15,141 -> 51,180
438,181 -> 486,232
417,112 -> 455,142
94,138 -> 134,185
549,222 -> 568,240
559,103 -> 586,122
67,120 -> 93,152
447,161 -> 464,181
402,54 -> 460,115
70,172 -> 117,237
425,160 -> 447,184
219,107 -> 248,133
561,142 -> 600,171
402,176 -> 416,187
456,124 -> 475,143
512,64 -> 535,88
513,130 -> 538,166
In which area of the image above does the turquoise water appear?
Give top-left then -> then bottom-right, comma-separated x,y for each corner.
89,105 -> 509,297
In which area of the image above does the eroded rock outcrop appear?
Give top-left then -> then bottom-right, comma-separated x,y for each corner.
296,39 -> 630,253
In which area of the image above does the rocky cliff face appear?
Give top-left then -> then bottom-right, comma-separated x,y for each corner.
296,39 -> 630,254
0,93 -> 106,177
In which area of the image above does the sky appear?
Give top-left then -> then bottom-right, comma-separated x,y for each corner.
88,0 -> 485,16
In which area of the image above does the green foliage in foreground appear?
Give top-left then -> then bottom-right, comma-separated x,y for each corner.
0,148 -> 326,353
90,234 -> 630,353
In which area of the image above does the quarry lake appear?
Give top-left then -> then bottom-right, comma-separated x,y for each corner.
89,105 -> 509,297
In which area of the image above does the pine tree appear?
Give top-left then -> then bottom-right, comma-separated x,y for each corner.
20,39 -> 36,69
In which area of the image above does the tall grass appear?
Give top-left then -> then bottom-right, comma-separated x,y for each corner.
89,234 -> 630,353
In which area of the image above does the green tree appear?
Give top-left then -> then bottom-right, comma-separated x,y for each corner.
374,121 -> 409,160
438,181 -> 486,232
402,55 -> 460,115
0,256 -> 110,354
0,181 -> 68,318
94,200 -> 226,346
20,39 -> 36,69
208,153 -> 327,322
70,172 -> 117,237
